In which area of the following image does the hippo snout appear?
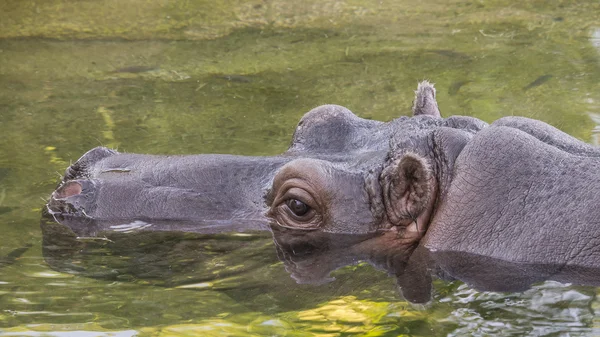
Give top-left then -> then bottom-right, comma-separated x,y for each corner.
47,180 -> 98,217
47,147 -> 116,217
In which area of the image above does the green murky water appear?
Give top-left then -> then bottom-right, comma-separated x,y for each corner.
1,0 -> 600,335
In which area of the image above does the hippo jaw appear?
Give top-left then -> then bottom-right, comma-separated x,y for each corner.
266,157 -> 384,234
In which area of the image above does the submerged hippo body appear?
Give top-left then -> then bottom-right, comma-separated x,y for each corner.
47,82 -> 600,301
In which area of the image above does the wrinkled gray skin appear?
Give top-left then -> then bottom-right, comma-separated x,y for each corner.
47,81 -> 600,301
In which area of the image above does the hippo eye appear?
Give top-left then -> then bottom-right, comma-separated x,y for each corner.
268,185 -> 321,230
286,199 -> 310,217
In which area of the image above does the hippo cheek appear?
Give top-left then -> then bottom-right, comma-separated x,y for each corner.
267,158 -> 381,234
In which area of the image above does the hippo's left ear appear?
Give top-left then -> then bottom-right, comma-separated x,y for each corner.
380,153 -> 434,227
412,81 -> 441,118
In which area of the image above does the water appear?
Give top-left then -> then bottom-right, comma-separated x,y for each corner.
1,0 -> 600,335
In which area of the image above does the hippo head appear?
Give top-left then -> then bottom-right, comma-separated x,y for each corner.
47,82 -> 481,242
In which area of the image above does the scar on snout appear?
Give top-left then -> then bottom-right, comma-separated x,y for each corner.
102,168 -> 131,173
54,181 -> 82,198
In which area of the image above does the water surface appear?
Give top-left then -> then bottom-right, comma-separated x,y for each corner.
1,0 -> 600,335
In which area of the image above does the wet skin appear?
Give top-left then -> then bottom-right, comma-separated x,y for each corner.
46,81 -> 600,302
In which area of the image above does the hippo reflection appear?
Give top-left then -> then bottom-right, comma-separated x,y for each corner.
46,81 -> 600,302
42,213 -> 600,303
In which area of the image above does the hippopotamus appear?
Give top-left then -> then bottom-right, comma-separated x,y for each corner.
46,81 -> 600,302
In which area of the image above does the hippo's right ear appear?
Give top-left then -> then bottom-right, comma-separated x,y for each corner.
412,81 -> 441,118
380,153 -> 434,227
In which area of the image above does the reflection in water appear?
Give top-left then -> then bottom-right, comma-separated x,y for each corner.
591,28 -> 600,50
522,74 -> 553,91
41,214 -> 277,289
43,212 -> 600,306
443,281 -> 598,336
0,244 -> 31,268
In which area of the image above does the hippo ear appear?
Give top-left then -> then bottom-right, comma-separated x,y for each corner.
381,153 -> 433,226
412,81 -> 441,118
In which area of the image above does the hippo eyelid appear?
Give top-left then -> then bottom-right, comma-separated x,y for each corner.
277,185 -> 318,210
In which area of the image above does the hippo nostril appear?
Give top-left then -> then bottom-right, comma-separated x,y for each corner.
54,181 -> 82,199
48,179 -> 97,218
